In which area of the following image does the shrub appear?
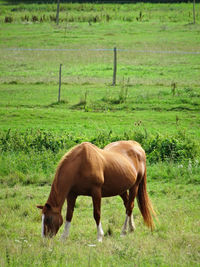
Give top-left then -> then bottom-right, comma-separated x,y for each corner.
0,129 -> 78,154
145,134 -> 198,163
0,129 -> 198,163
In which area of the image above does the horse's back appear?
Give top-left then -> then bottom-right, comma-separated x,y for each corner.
104,140 -> 146,177
104,140 -> 145,160
69,142 -> 105,195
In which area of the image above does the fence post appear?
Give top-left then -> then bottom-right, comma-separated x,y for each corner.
58,64 -> 62,102
193,0 -> 196,24
56,0 -> 60,26
112,47 -> 117,86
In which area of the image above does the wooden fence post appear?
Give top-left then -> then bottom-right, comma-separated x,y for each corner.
58,64 -> 62,102
56,0 -> 60,26
112,47 -> 117,86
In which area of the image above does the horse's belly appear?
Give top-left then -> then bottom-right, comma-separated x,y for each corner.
101,186 -> 131,197
101,170 -> 136,197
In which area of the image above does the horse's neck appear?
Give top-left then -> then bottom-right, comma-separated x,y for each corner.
47,176 -> 69,211
47,155 -> 76,211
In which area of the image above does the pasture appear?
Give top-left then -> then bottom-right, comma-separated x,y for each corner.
0,2 -> 200,266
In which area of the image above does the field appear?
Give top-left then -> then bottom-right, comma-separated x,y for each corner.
0,2 -> 200,266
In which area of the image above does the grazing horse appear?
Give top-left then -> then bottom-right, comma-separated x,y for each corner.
37,141 -> 155,241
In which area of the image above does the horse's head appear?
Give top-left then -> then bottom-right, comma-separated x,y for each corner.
37,203 -> 63,238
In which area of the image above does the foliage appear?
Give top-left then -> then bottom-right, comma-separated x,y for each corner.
144,133 -> 199,163
0,129 -> 199,159
0,129 -> 81,153
1,2 -> 199,24
0,129 -> 199,187
0,129 -> 198,163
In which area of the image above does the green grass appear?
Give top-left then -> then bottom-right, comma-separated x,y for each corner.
0,2 -> 200,266
0,182 -> 200,266
0,83 -> 199,140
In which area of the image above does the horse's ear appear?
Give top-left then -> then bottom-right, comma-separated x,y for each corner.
45,203 -> 51,210
37,205 -> 44,210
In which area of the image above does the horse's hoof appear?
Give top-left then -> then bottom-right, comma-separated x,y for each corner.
60,235 -> 68,241
120,231 -> 127,237
97,237 -> 103,242
129,226 -> 136,232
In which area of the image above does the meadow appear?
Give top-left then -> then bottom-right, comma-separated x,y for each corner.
0,2 -> 200,266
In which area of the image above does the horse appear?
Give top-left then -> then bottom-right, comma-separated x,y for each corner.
37,140 -> 155,242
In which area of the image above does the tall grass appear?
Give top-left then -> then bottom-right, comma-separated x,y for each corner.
1,2 -> 199,24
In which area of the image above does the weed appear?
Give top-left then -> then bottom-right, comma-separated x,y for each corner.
50,15 -> 56,22
32,15 -> 38,22
105,225 -> 113,236
102,80 -> 129,105
4,16 -> 13,23
72,91 -> 88,110
6,248 -> 11,266
171,82 -> 177,96
136,11 -> 144,21
118,86 -> 129,104
21,15 -> 29,22
106,14 -> 110,22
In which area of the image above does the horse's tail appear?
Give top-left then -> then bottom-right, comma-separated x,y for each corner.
136,167 -> 156,230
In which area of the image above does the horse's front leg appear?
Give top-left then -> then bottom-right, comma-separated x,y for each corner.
61,192 -> 77,240
92,186 -> 104,242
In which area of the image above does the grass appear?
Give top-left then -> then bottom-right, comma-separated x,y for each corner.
0,2 -> 200,266
0,83 -> 199,140
0,182 -> 200,266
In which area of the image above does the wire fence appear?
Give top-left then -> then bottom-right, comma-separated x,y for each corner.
1,46 -> 200,89
4,47 -> 200,54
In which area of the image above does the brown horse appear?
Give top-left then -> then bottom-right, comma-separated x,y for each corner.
37,141 -> 155,241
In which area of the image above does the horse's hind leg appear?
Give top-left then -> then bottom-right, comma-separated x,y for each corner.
120,191 -> 129,236
127,186 -> 138,232
92,186 -> 104,242
120,191 -> 129,208
121,186 -> 138,236
61,192 -> 77,240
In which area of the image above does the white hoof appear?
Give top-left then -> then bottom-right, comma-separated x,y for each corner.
60,221 -> 71,241
129,215 -> 136,232
60,233 -> 68,241
97,222 -> 104,242
120,230 -> 127,237
97,236 -> 103,242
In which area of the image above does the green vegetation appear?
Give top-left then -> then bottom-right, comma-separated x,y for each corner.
0,2 -> 199,24
0,2 -> 200,266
